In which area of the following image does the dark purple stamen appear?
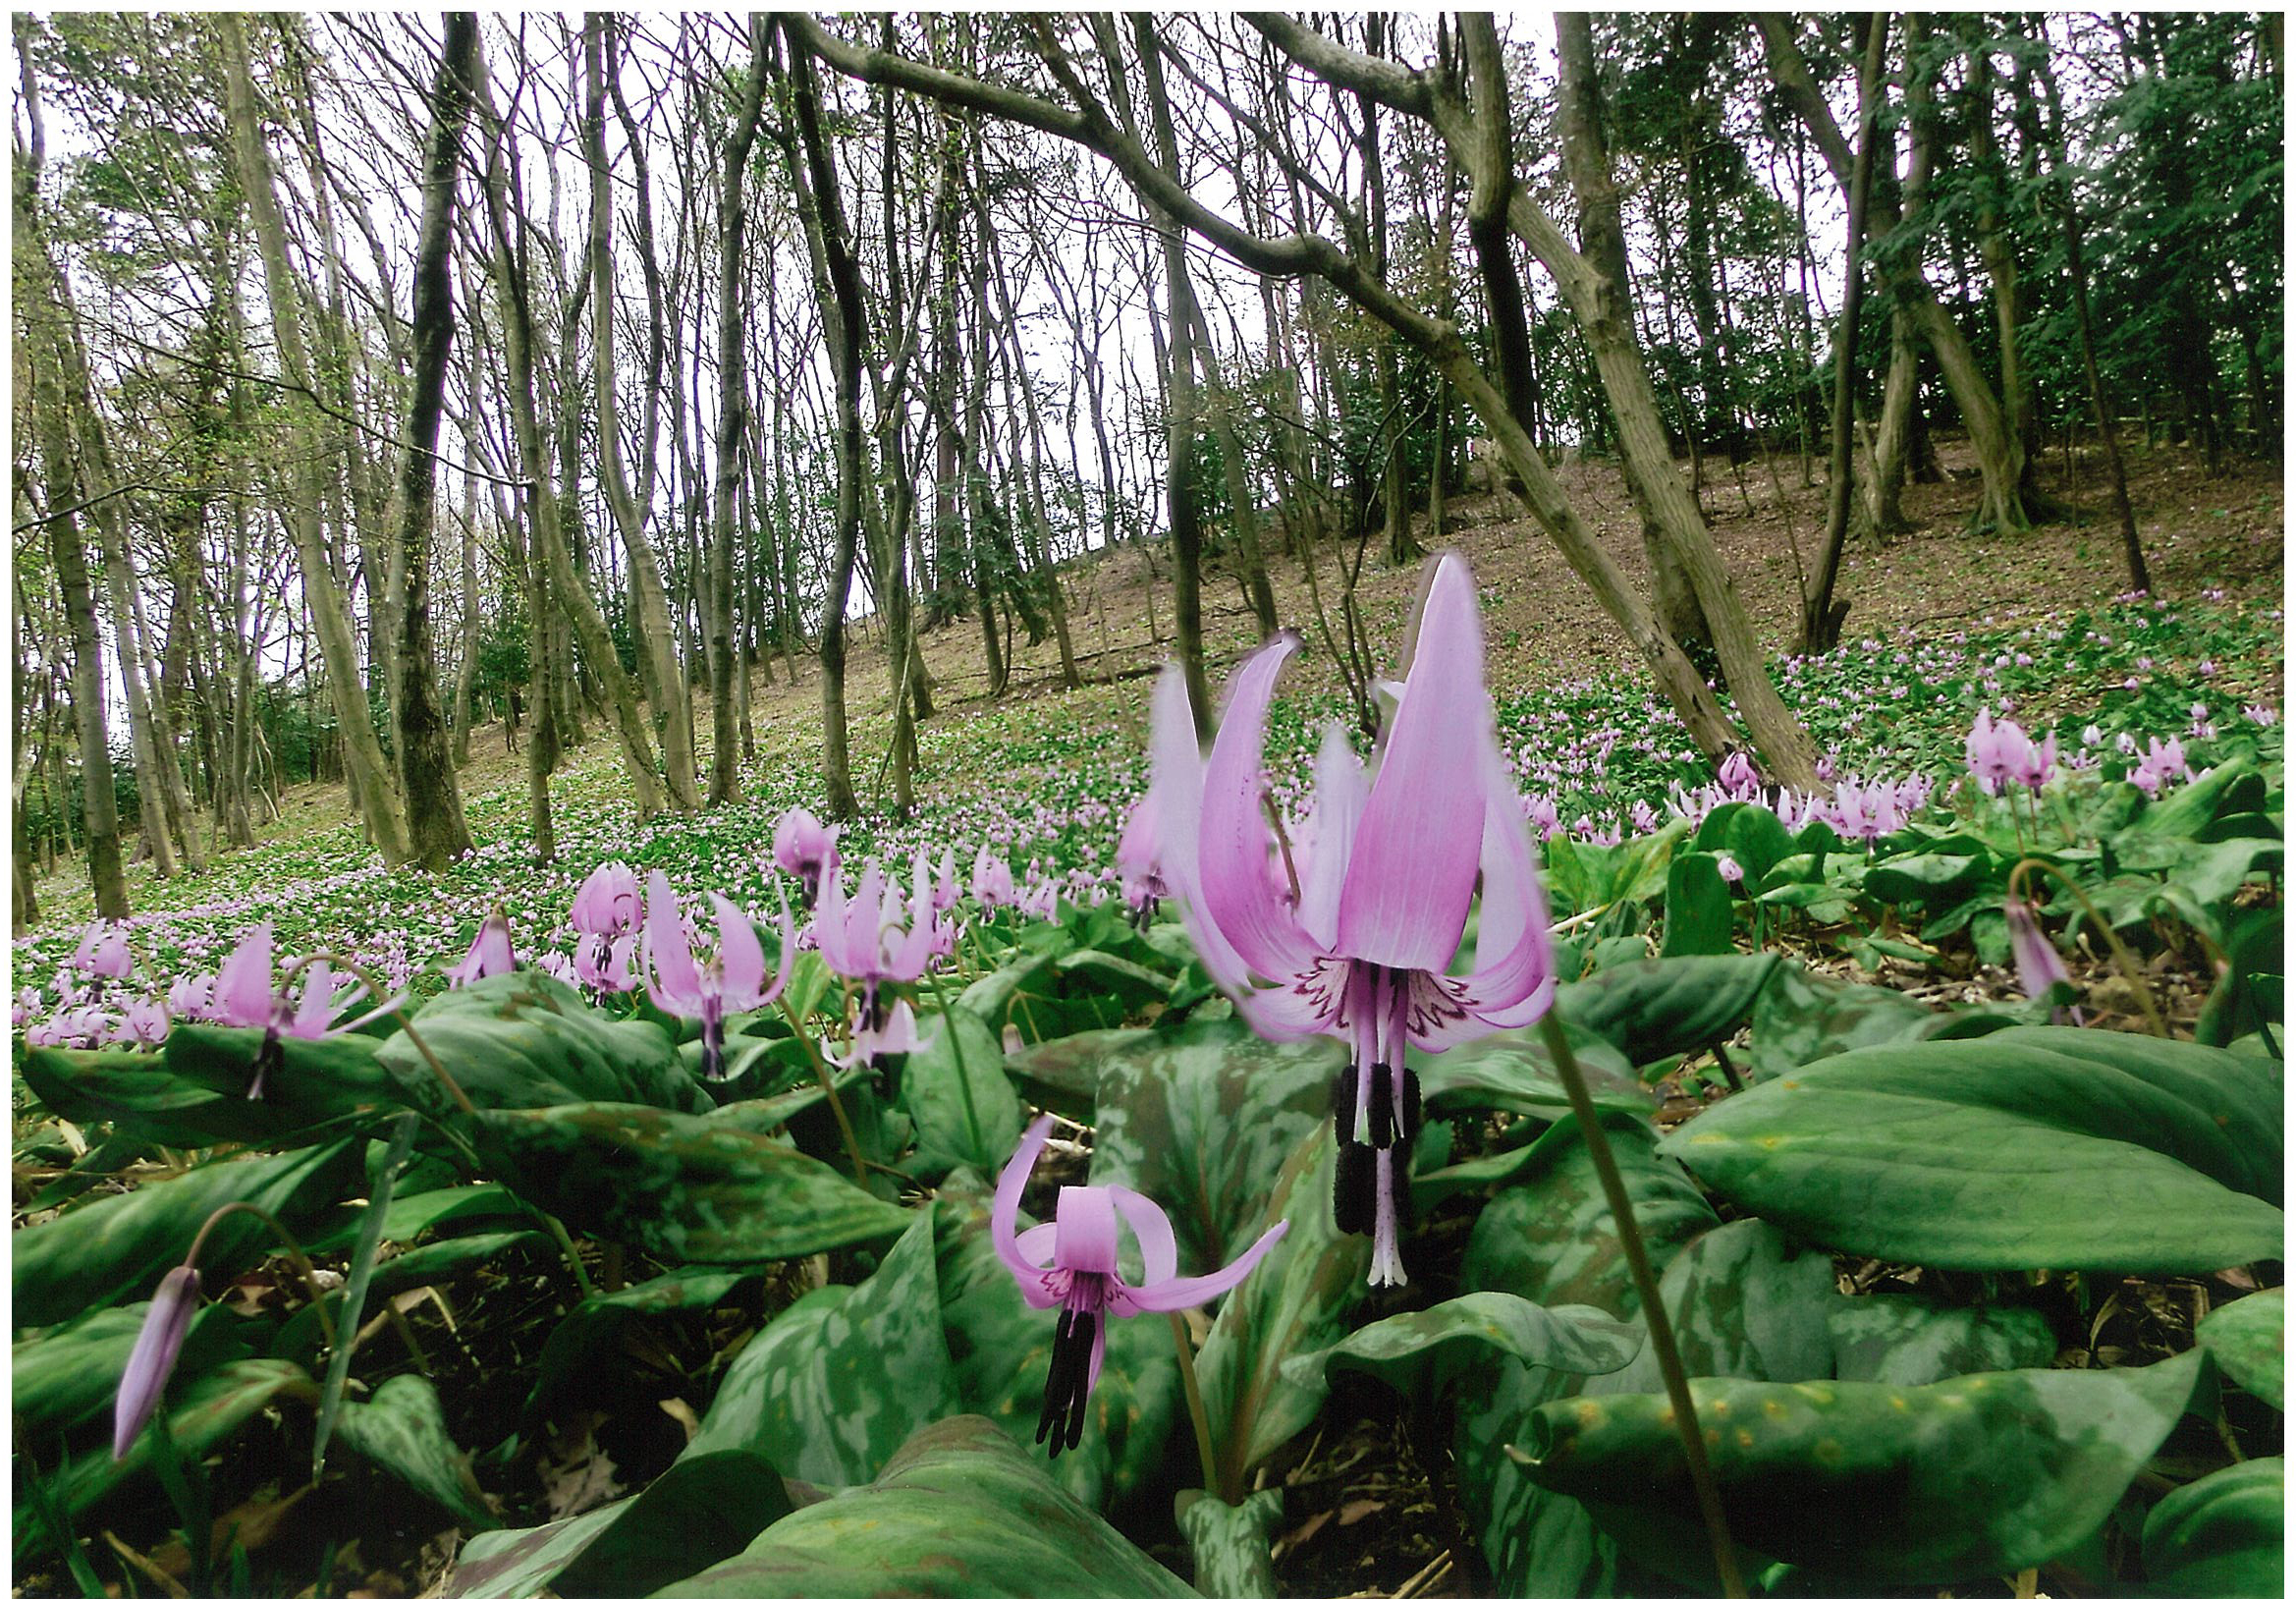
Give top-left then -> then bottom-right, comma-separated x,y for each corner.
1038,1307 -> 1098,1457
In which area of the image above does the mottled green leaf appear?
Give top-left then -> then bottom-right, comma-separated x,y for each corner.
933,1179 -> 1177,1513
1522,1353 -> 2207,1583
1825,1296 -> 2058,1388
2196,1289 -> 2283,1408
531,1266 -> 762,1414
10,1301 -> 249,1449
332,1373 -> 497,1527
687,1209 -> 954,1487
1194,1128 -> 1368,1496
1661,854 -> 1736,957
15,1360 -> 318,1563
648,1416 -> 1197,1599
1285,1293 -> 1641,1410
13,1139 -> 362,1328
1693,803 -> 1794,890
1672,1029 -> 2284,1273
1176,1488 -> 1283,1599
1553,954 -> 1782,1070
1865,840 -> 1995,911
445,1450 -> 793,1599
1744,960 -> 1957,1080
1606,1219 -> 1835,1394
378,971 -> 711,1115
24,1036 -> 384,1149
2143,1457 -> 2283,1598
902,1008 -> 1023,1182
473,1102 -> 910,1262
1415,1024 -> 1645,1124
1454,1117 -> 1717,1599
1080,1016 -> 1341,1273
958,953 -> 1143,1046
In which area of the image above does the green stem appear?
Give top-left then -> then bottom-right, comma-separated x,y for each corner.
1170,1311 -> 1225,1503
784,998 -> 869,1185
1538,1012 -> 1748,1599
535,1209 -> 596,1300
186,1200 -> 338,1351
2008,858 -> 2171,1038
277,952 -> 478,1118
925,971 -> 988,1161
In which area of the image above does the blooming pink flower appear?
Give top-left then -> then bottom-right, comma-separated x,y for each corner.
972,846 -> 1016,910
640,872 -> 794,1081
772,808 -> 842,908
572,862 -> 644,969
207,923 -> 402,1100
446,912 -> 519,987
993,1117 -> 1286,1455
73,922 -> 133,983
1149,554 -> 1554,1287
815,855 -> 941,1036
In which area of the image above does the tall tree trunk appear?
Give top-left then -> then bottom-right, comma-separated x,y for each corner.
391,12 -> 478,870
1803,15 -> 1887,653
585,14 -> 700,809
707,17 -> 767,805
218,13 -> 414,862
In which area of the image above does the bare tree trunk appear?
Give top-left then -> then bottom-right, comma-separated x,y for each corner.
585,14 -> 700,809
218,14 -> 414,861
706,17 -> 767,806
391,12 -> 479,870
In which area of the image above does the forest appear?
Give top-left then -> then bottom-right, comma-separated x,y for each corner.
9,13 -> 2285,1599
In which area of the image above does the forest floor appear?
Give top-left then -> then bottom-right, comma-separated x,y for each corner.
12,437 -> 2285,1599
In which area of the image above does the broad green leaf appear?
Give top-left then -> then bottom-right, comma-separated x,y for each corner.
1523,1354 -> 2208,1583
531,1266 -> 762,1414
446,1450 -> 793,1599
472,1103 -> 910,1262
1744,960 -> 1956,1080
648,1416 -> 1198,1599
377,971 -> 712,1115
1552,955 -> 1781,1069
24,1036 -> 383,1149
1176,1488 -> 1284,1599
2196,1289 -> 2283,1408
1825,1296 -> 2057,1388
13,1139 -> 363,1328
14,1359 -> 318,1563
1671,1030 -> 2285,1273
958,953 -> 1141,1045
2197,904 -> 2282,1047
1660,854 -> 1735,957
1195,1128 -> 1369,1498
1284,1294 -> 1642,1409
1079,1016 -> 1341,1273
332,1373 -> 498,1527
11,1301 -> 248,1448
1864,841 -> 1995,911
902,1008 -> 1022,1182
1693,803 -> 1793,889
1415,1024 -> 1645,1124
1605,1219 -> 1834,1393
932,1180 -> 1177,1513
2143,1457 -> 2284,1598
686,1209 -> 955,1487
1455,1117 -> 1717,1599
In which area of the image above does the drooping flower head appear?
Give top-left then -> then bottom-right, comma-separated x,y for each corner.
74,922 -> 133,985
1965,709 -> 2038,798
815,855 -> 942,1036
640,871 -> 795,1081
2004,892 -> 2079,1024
1716,750 -> 1760,799
447,911 -> 519,988
772,808 -> 842,909
114,1265 -> 202,1460
1114,790 -> 1168,924
993,1117 -> 1286,1456
1149,554 -> 1555,1287
208,922 -> 402,1100
843,998 -> 926,1102
572,862 -> 645,980
972,846 -> 1016,911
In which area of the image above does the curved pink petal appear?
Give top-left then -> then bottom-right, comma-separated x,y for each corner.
991,1117 -> 1055,1286
1449,733 -> 1558,1031
1107,1185 -> 1178,1287
1052,1185 -> 1120,1276
1199,635 -> 1322,977
211,923 -> 276,1027
813,860 -> 859,976
710,894 -> 766,1004
1336,555 -> 1486,970
1116,1219 -> 1289,1315
1234,966 -> 1350,1042
1015,1222 -> 1059,1269
1146,664 -> 1253,991
756,896 -> 797,1008
643,872 -> 700,1002
1297,722 -> 1369,951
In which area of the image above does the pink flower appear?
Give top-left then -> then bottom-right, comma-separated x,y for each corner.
114,1266 -> 201,1459
640,872 -> 795,1081
772,809 -> 841,908
572,862 -> 645,969
73,922 -> 133,983
993,1117 -> 1286,1455
972,846 -> 1017,910
207,923 -> 402,1100
1148,554 -> 1553,1287
446,912 -> 519,987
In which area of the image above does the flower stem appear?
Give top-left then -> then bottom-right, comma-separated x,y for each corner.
1537,1012 -> 1747,1599
783,999 -> 868,1185
1169,1311 -> 1225,1503
924,972 -> 988,1163
2009,858 -> 2171,1038
186,1201 -> 337,1351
